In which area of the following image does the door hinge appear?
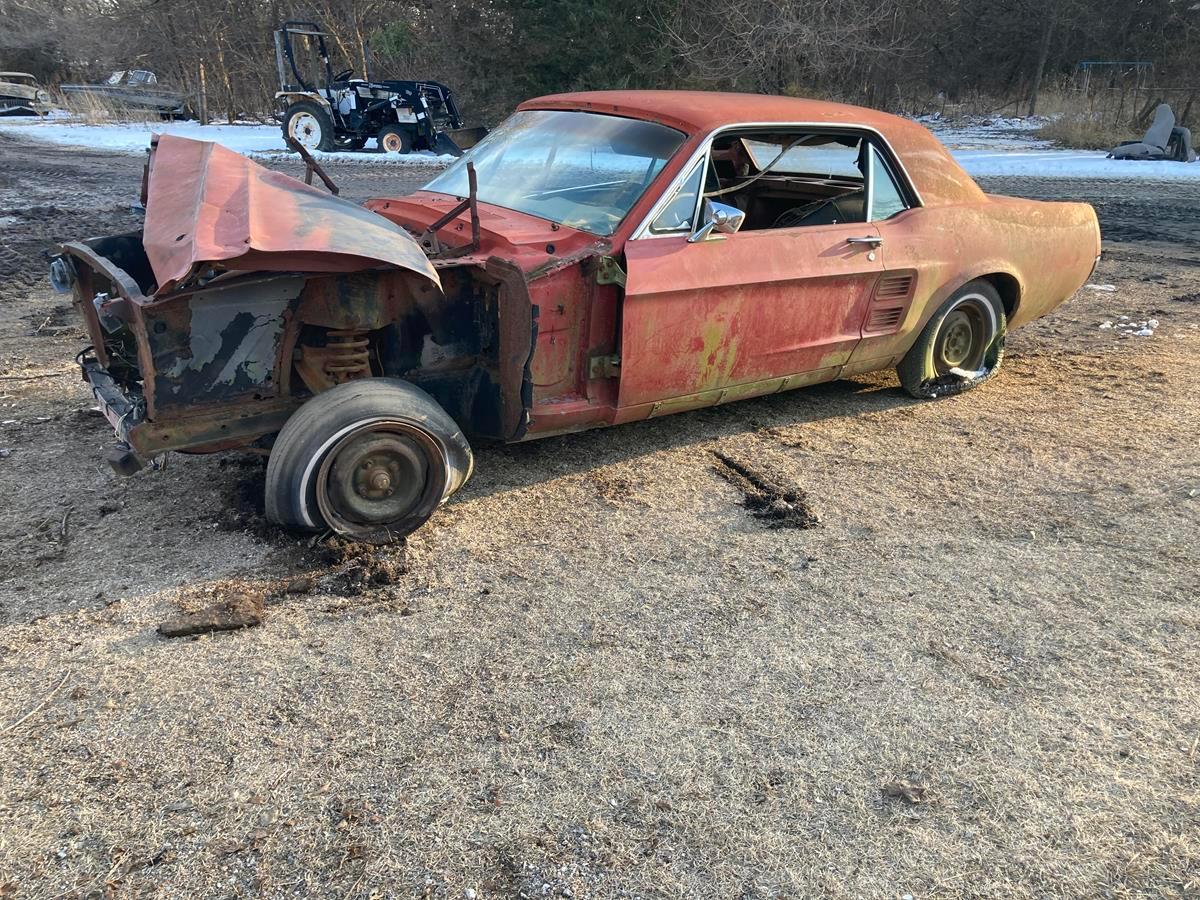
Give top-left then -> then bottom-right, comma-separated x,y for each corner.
588,353 -> 621,380
594,255 -> 626,288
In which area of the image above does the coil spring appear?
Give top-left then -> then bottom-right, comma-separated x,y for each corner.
324,329 -> 371,382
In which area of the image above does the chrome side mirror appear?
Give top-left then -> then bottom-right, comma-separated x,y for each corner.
688,199 -> 745,243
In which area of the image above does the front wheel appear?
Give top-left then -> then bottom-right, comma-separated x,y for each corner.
897,281 -> 1007,399
265,379 -> 473,542
378,125 -> 414,154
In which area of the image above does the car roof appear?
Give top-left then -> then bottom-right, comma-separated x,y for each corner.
0,72 -> 37,79
518,90 -> 986,207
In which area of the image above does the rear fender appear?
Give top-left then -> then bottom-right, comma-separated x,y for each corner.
276,91 -> 333,116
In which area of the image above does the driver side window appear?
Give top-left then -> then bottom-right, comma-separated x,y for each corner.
703,132 -> 868,231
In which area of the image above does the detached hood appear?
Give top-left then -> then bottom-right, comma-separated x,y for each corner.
143,135 -> 440,293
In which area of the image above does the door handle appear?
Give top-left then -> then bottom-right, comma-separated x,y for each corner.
846,235 -> 883,246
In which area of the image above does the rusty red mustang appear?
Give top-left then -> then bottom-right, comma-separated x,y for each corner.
53,91 -> 1101,540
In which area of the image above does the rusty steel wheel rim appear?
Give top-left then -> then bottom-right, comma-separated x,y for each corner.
381,131 -> 404,153
935,299 -> 990,375
315,420 -> 446,539
288,113 -> 323,150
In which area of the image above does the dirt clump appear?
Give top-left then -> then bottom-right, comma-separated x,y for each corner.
711,451 -> 820,529
881,779 -> 935,806
317,538 -> 407,593
158,581 -> 266,637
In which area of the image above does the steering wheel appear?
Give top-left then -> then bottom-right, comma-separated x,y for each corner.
333,68 -> 354,82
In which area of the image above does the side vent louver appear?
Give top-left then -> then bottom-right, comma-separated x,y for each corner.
866,273 -> 915,334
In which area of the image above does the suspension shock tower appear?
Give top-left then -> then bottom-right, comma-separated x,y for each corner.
323,329 -> 371,382
295,327 -> 374,393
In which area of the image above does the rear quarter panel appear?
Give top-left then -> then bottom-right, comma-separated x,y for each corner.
848,195 -> 1099,369
978,194 -> 1101,327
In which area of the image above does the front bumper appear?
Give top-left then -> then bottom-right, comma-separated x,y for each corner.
80,355 -> 145,445
79,355 -> 151,474
80,352 -> 301,462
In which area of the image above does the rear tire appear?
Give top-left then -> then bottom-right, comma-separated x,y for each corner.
265,379 -> 473,542
378,125 -> 414,154
897,280 -> 1006,399
283,100 -> 335,153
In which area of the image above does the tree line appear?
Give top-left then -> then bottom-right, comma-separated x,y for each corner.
1,0 -> 1196,124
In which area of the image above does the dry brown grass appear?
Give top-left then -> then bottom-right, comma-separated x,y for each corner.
1,141 -> 1199,898
1037,114 -> 1129,151
54,90 -> 166,125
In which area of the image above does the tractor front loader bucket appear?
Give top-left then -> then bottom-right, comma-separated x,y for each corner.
434,126 -> 489,157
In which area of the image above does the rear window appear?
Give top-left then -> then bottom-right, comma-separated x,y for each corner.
744,137 -> 862,178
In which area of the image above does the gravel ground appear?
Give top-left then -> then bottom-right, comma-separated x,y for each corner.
0,133 -> 1198,898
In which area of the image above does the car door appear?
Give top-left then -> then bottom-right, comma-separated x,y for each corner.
618,159 -> 884,409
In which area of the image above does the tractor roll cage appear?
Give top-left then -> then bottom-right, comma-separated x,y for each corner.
275,21 -> 334,95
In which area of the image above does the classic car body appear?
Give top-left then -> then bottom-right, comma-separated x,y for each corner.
0,72 -> 51,116
53,91 -> 1100,539
61,70 -> 186,115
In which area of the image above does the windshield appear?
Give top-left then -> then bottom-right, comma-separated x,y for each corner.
423,110 -> 685,236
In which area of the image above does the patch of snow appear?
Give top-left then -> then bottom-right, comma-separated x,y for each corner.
1087,284 -> 1118,292
1109,318 -> 1158,337
953,148 -> 1200,181
0,116 -> 455,165
919,114 -> 1200,180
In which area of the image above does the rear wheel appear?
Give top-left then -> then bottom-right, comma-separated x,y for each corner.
897,281 -> 1007,399
265,379 -> 473,542
283,100 -> 335,153
378,125 -> 414,154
